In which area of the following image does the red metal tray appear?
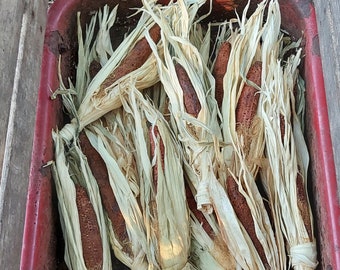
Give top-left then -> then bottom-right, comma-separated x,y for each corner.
20,0 -> 340,269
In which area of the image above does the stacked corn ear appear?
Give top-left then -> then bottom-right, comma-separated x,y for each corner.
50,0 -> 318,269
143,0 -> 222,215
52,5 -> 120,117
142,1 -> 242,268
216,0 -> 317,268
128,93 -> 190,269
52,4 -> 164,269
209,1 -> 282,269
186,180 -> 238,269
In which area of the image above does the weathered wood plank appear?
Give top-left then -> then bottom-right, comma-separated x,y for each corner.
313,0 -> 340,199
0,0 -> 47,269
0,0 -> 26,178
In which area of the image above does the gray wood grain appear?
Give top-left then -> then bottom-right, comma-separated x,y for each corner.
313,0 -> 340,199
0,0 -> 25,179
0,0 -> 47,269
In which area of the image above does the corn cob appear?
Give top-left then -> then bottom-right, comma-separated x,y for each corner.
100,24 -> 161,90
79,132 -> 131,255
75,184 -> 103,270
89,60 -> 102,80
235,61 -> 262,131
212,41 -> 232,108
296,168 -> 313,241
279,113 -> 285,143
175,63 -> 201,118
226,175 -> 269,269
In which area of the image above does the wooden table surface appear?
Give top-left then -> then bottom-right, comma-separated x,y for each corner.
0,0 -> 339,269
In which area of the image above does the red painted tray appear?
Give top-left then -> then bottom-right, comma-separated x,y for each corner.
20,0 -> 340,269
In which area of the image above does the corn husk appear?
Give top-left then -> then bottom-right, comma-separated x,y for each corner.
52,5 -> 118,115
142,1 -> 237,266
51,132 -> 112,270
55,4 -> 161,145
85,85 -> 191,269
189,209 -> 239,269
143,0 -> 221,213
143,1 -> 275,269
259,49 -> 318,269
84,122 -> 149,269
51,5 -> 153,269
214,1 -> 283,268
220,0 -> 265,170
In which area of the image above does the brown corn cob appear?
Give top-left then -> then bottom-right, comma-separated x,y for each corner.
75,184 -> 103,270
296,169 -> 313,241
279,105 -> 312,240
79,132 -> 131,255
226,175 -> 269,269
89,60 -> 102,80
212,41 -> 232,108
100,24 -> 161,90
235,61 -> 262,131
218,0 -> 238,11
175,63 -> 201,118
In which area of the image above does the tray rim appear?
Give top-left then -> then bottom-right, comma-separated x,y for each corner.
20,0 -> 340,269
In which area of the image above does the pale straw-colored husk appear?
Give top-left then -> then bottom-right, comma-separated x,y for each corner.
85,85 -> 191,269
51,131 -> 112,270
55,4 -> 161,145
259,49 -> 318,269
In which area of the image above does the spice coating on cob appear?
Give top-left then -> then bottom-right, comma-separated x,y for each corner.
100,24 -> 161,90
79,132 -> 131,255
213,41 -> 232,108
75,184 -> 103,270
296,170 -> 313,241
226,176 -> 269,269
89,60 -> 102,80
175,63 -> 201,118
236,61 -> 262,131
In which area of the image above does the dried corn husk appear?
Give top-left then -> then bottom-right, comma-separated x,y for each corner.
189,210 -> 239,270
144,0 -> 221,213
215,1 -> 289,269
142,3 -> 243,268
259,49 -> 318,269
85,85 -> 191,269
220,0 -> 265,170
142,5 -> 236,267
51,132 -> 112,270
143,1 -> 274,269
84,123 -> 149,269
52,5 -> 118,115
55,4 -> 161,145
